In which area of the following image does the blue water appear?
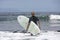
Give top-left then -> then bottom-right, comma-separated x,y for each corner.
0,16 -> 60,32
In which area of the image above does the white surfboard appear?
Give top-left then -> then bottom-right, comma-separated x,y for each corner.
17,15 -> 40,35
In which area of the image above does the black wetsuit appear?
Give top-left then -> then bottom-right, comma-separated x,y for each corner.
29,16 -> 39,25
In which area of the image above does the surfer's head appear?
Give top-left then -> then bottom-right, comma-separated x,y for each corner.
31,11 -> 35,16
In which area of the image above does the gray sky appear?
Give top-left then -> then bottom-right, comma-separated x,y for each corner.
0,0 -> 60,12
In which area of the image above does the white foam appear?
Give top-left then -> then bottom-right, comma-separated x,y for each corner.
0,31 -> 60,40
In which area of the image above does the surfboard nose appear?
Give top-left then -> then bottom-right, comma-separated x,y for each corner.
17,16 -> 23,21
17,16 -> 21,20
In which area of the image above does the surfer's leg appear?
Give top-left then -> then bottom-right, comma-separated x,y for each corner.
13,31 -> 18,33
21,30 -> 27,33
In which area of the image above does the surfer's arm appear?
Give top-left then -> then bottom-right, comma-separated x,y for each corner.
37,21 -> 39,27
37,21 -> 40,29
26,18 -> 31,31
26,22 -> 30,31
37,20 -> 40,29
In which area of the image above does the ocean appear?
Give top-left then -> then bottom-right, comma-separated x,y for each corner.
0,15 -> 60,40
0,15 -> 60,32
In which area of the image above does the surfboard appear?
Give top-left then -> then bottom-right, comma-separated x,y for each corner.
17,15 -> 40,35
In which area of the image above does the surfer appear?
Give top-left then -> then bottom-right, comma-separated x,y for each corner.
26,11 -> 40,32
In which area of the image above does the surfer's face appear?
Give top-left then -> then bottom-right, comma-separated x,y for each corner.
31,12 -> 35,16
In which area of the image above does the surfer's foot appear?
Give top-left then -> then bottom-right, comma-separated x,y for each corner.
31,33 -> 34,36
27,32 -> 33,36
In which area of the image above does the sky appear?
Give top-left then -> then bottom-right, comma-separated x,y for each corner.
0,0 -> 60,12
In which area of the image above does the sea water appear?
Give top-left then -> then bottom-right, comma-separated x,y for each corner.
0,16 -> 60,31
0,15 -> 60,40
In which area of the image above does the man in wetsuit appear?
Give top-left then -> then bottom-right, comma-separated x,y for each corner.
26,11 -> 40,32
